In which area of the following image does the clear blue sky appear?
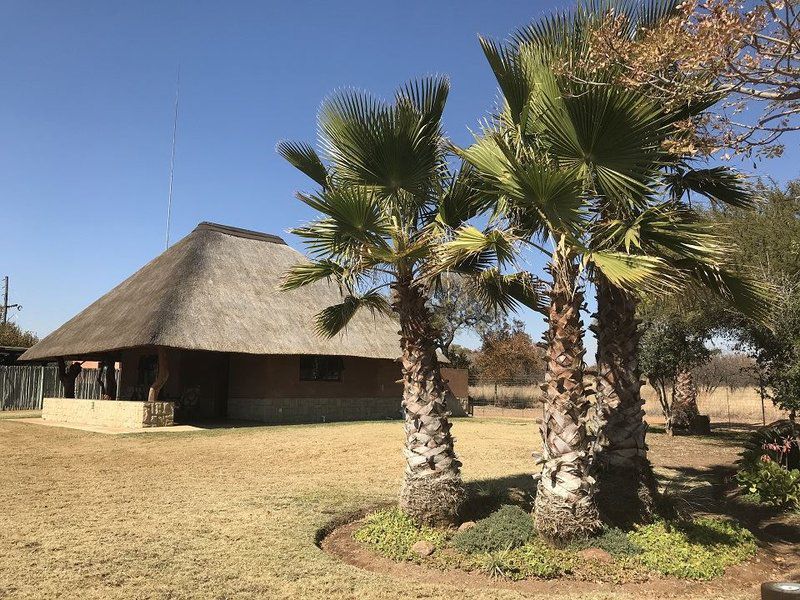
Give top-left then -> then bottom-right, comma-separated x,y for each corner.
2,1 -> 798,354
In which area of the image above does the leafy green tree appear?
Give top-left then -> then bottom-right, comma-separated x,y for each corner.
0,322 -> 38,347
278,78 -> 541,526
638,316 -> 712,431
444,4 -> 762,538
440,36 -> 708,541
713,179 -> 800,422
509,2 -> 766,528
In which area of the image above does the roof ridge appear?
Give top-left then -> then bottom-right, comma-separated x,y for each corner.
196,222 -> 287,244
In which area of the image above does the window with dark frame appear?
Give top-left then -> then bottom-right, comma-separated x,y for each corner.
299,355 -> 344,382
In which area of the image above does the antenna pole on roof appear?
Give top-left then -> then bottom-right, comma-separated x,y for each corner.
165,65 -> 180,250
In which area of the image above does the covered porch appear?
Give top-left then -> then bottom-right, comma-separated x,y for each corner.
40,344 -> 225,428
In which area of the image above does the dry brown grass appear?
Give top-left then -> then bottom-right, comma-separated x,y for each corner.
0,416 -> 750,599
641,386 -> 788,424
470,384 -> 789,425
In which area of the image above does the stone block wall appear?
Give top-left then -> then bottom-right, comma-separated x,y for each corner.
228,396 -> 401,424
142,402 -> 174,427
227,393 -> 470,424
42,398 -> 175,429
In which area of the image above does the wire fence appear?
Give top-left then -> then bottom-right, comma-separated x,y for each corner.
0,366 -> 114,411
468,379 -> 790,425
469,378 -> 542,409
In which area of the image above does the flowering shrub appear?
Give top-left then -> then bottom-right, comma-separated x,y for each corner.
736,458 -> 800,507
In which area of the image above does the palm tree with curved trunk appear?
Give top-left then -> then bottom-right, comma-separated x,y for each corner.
278,78 -> 541,526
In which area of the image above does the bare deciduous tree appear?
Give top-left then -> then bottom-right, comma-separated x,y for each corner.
577,0 -> 800,158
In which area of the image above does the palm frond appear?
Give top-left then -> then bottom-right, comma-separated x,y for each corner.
479,36 -> 537,129
594,202 -> 729,264
436,162 -> 495,229
314,291 -> 391,338
439,226 -> 519,273
294,186 -> 393,256
396,76 -> 449,129
276,141 -> 328,187
472,269 -> 549,314
280,260 -> 344,291
677,262 -> 774,324
587,250 -> 681,294
457,135 -> 586,234
531,73 -> 670,203
318,79 -> 447,200
665,167 -> 757,209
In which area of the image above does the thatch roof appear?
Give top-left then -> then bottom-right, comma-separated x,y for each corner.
21,222 -> 402,361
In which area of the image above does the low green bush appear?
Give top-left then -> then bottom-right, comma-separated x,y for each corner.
353,508 -> 447,561
570,527 -> 642,557
736,459 -> 800,507
451,505 -> 535,554
629,517 -> 757,580
476,539 -> 575,580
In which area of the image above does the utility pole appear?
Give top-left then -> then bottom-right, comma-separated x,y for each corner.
2,276 -> 21,325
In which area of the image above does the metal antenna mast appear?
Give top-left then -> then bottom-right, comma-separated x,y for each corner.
165,66 -> 180,249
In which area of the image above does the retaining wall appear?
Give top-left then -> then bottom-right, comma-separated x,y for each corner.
42,398 -> 174,429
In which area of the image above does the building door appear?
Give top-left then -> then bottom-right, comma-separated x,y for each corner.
175,351 -> 229,422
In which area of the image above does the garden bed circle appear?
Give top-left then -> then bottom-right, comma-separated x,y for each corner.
318,511 -> 782,598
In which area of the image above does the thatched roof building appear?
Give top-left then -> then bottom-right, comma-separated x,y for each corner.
21,222 -> 400,362
23,222 -> 468,427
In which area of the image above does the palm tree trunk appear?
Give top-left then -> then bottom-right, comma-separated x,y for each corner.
533,249 -> 600,543
592,276 -> 657,528
670,369 -> 699,432
393,281 -> 464,526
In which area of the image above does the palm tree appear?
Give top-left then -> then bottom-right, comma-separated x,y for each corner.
278,78 -> 539,526
441,77 -> 682,541
511,3 -> 767,526
443,12 -> 765,539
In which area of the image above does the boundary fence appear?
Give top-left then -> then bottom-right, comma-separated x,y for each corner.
0,366 -> 114,411
468,379 -> 788,425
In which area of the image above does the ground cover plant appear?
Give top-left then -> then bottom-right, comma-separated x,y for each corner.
353,506 -> 757,583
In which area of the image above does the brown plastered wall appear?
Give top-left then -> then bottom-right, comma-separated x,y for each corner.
441,367 -> 468,399
228,355 -> 402,399
227,354 -> 402,423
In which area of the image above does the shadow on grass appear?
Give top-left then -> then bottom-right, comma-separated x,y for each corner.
658,462 -> 800,550
649,424 -> 754,447
462,473 -> 538,521
465,465 -> 799,553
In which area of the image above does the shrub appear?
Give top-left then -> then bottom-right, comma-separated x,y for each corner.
736,459 -> 800,507
354,508 -> 447,561
740,420 -> 800,470
629,517 -> 757,580
476,539 -> 574,580
570,527 -> 642,557
451,505 -> 535,554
